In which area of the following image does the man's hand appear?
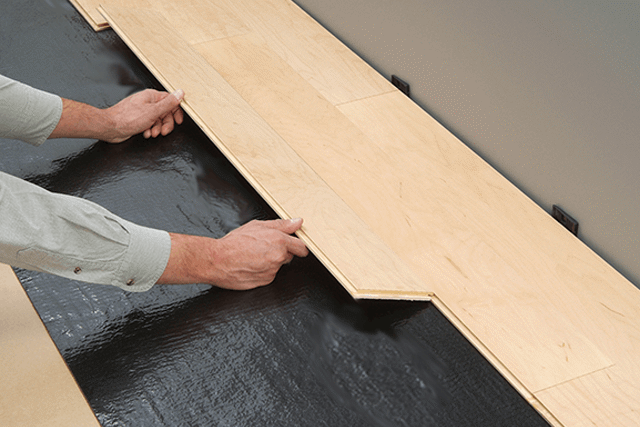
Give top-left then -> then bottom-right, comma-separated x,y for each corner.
158,218 -> 309,290
50,88 -> 185,143
106,88 -> 185,143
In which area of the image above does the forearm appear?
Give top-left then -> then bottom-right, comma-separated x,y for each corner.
2,74 -> 183,144
48,98 -> 116,142
43,88 -> 184,143
0,171 -> 306,291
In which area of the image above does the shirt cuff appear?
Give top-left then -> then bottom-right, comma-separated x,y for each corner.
34,94 -> 63,146
112,220 -> 172,292
0,75 -> 63,146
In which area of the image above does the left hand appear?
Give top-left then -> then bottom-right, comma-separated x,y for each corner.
106,88 -> 185,143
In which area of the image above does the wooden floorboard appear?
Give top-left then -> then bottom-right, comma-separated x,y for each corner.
193,31 -> 613,392
537,366 -> 640,426
100,5 -> 431,301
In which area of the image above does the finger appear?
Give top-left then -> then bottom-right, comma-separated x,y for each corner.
172,88 -> 185,102
283,253 -> 295,265
160,113 -> 175,136
173,107 -> 184,125
144,89 -> 184,128
285,235 -> 309,258
154,118 -> 167,138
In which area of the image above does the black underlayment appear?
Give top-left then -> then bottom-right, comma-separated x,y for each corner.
1,2 -> 551,426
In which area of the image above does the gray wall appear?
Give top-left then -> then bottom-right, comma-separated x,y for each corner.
294,0 -> 640,288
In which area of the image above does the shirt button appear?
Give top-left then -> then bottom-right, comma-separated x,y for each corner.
74,267 -> 82,274
126,279 -> 135,286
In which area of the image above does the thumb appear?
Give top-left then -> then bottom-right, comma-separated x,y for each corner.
265,217 -> 304,234
154,88 -> 184,116
170,88 -> 185,103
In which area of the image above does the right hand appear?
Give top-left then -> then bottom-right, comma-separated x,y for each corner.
158,218 -> 309,290
210,218 -> 309,290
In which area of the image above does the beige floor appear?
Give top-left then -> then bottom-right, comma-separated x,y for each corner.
5,1 -> 640,426
0,264 -> 99,426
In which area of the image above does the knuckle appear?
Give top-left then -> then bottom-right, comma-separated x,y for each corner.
269,250 -> 287,265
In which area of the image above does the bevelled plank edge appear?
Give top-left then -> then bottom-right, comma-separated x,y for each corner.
68,0 -> 109,31
353,289 -> 433,301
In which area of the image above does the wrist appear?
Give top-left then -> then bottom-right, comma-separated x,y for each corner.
157,233 -> 220,285
101,106 -> 125,143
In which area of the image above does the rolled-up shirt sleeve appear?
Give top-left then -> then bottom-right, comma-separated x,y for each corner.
0,172 -> 171,291
0,74 -> 62,146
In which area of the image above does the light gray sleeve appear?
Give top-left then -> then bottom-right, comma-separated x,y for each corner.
0,171 -> 172,291
0,74 -> 63,146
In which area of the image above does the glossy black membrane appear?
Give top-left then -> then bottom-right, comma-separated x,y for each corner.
1,1 -> 550,426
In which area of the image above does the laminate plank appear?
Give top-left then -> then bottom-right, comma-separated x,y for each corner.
0,264 -> 99,427
70,0 -> 394,104
68,0 -> 106,31
193,33 -> 412,244
100,5 -> 431,301
218,0 -> 396,105
69,0 -> 147,31
70,0 -> 248,42
536,366 -> 640,427
145,0 -> 249,45
338,92 -> 640,425
194,32 -> 613,395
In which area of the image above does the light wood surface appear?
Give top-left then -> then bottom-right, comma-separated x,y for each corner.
100,6 -> 432,302
68,0 -> 394,105
194,27 -> 611,394
40,1 -> 640,426
0,264 -> 99,427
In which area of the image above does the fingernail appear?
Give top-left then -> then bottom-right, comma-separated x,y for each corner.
172,88 -> 184,101
289,217 -> 302,223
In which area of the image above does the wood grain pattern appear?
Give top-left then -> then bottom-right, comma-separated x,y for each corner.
340,83 -> 640,426
337,92 -> 624,390
214,0 -> 396,105
536,366 -> 640,426
192,32 -> 614,394
71,0 -> 394,104
0,264 -> 99,427
100,5 -> 431,301
71,0 -> 248,41
337,92 -> 640,426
